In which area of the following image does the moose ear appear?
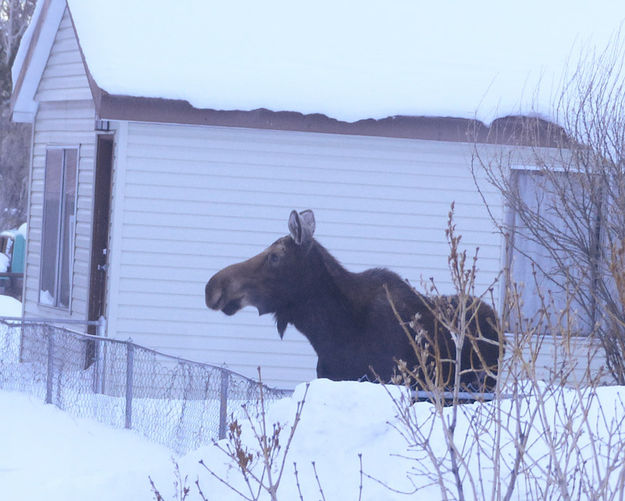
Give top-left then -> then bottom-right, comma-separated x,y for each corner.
288,209 -> 316,246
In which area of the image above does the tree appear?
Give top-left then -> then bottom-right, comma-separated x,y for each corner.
473,35 -> 625,384
0,0 -> 35,230
1,0 -> 35,100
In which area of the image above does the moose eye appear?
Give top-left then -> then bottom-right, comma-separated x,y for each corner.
268,253 -> 280,266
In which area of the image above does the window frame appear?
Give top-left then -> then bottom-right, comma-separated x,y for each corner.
503,165 -> 604,336
38,145 -> 80,311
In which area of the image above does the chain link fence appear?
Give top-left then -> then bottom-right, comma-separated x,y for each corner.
0,317 -> 291,454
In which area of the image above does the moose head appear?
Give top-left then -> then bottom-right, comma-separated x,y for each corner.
205,210 -> 317,325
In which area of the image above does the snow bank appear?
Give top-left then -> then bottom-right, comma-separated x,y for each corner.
0,295 -> 21,316
177,379 -> 625,499
65,0 -> 625,124
181,379 -> 414,499
1,375 -> 625,499
0,390 -> 173,501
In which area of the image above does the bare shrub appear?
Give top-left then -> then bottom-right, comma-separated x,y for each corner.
383,205 -> 507,501
471,33 -> 625,384
150,370 -> 311,501
149,460 -> 191,501
383,206 -> 625,500
198,370 -> 309,501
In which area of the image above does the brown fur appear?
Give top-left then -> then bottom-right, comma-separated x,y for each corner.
205,211 -> 501,389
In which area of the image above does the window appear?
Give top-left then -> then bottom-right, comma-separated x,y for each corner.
40,148 -> 78,309
505,169 -> 601,334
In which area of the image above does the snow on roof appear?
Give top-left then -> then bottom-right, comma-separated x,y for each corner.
23,0 -> 625,124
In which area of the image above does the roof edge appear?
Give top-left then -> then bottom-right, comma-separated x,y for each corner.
97,92 -> 483,142
96,92 -> 566,146
66,2 -> 104,112
10,0 -> 65,122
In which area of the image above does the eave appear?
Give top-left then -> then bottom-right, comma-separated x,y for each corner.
10,0 -> 65,123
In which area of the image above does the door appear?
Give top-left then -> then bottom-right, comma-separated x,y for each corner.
88,135 -> 113,334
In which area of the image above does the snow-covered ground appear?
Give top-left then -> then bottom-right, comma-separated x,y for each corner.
2,295 -> 625,500
0,390 -> 173,500
0,295 -> 21,316
0,376 -> 406,500
2,370 -> 625,500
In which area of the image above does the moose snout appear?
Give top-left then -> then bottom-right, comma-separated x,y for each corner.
205,275 -> 225,310
205,254 -> 263,314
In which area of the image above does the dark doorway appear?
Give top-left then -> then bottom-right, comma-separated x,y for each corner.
87,135 -> 113,344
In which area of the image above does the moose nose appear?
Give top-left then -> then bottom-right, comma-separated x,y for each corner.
205,276 -> 223,310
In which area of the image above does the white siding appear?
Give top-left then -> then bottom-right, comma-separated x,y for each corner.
503,333 -> 610,386
34,9 -> 92,102
111,121 -> 504,388
24,8 -> 95,321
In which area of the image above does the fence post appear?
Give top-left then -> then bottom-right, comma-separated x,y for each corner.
93,338 -> 102,394
96,316 -> 106,338
218,368 -> 229,440
94,316 -> 107,394
125,341 -> 134,429
45,325 -> 54,404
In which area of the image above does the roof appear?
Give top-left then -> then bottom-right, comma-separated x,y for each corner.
10,0 -> 65,122
10,0 -> 625,136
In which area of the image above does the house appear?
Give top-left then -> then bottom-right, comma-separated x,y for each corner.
10,0 -> 622,388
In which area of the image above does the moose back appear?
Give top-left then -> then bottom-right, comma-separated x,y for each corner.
205,210 -> 501,390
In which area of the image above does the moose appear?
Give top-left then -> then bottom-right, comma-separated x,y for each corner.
205,210 -> 501,391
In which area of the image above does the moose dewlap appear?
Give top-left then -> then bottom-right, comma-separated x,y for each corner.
205,210 -> 500,390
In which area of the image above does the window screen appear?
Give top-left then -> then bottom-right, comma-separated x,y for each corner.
40,148 -> 78,309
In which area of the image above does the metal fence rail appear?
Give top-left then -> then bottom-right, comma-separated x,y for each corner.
0,317 -> 291,454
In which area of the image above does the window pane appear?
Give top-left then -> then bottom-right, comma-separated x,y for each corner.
508,171 -> 592,333
40,148 -> 78,309
41,149 -> 63,305
59,150 -> 77,308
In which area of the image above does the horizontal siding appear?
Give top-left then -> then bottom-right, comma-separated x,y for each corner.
113,122 -> 504,388
23,8 -> 96,324
503,333 -> 609,386
35,9 -> 92,102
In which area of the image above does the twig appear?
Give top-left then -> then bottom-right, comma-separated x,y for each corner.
312,461 -> 327,501
358,454 -> 363,501
199,459 -> 254,501
293,462 -> 305,501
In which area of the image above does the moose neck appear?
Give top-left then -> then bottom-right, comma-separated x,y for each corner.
278,241 -> 362,355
